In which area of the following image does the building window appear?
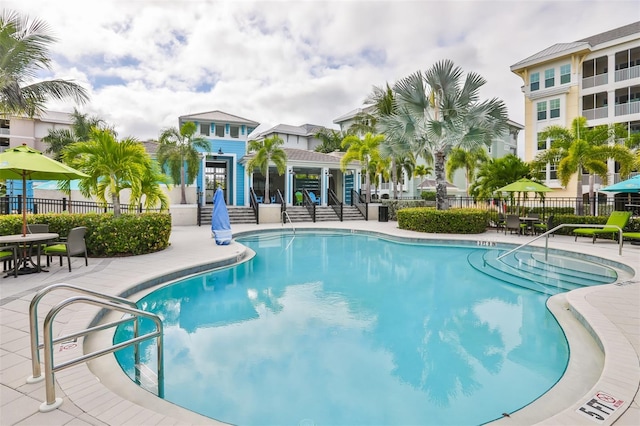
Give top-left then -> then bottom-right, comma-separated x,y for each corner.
200,123 -> 210,136
229,125 -> 239,138
537,133 -> 547,150
549,162 -> 558,180
215,124 -> 225,137
550,99 -> 560,118
560,64 -> 571,84
545,68 -> 555,88
537,101 -> 547,120
530,72 -> 540,91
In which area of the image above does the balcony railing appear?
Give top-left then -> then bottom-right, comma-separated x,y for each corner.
582,73 -> 608,89
582,106 -> 608,120
615,65 -> 640,82
615,101 -> 640,117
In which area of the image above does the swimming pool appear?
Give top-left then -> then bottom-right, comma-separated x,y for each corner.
114,231 -> 605,425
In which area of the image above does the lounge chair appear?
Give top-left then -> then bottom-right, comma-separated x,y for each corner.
573,211 -> 632,243
622,232 -> 640,247
44,226 -> 89,272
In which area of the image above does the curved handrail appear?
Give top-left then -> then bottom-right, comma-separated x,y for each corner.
249,187 -> 259,224
496,223 -> 624,261
282,211 -> 296,235
28,283 -> 137,383
39,295 -> 163,412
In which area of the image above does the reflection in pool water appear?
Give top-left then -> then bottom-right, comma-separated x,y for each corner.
115,232 -> 569,425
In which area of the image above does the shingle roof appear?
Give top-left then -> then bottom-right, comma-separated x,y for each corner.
578,21 -> 640,45
242,147 -> 359,167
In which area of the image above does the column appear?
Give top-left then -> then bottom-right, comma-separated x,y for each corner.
286,166 -> 294,206
321,167 -> 329,206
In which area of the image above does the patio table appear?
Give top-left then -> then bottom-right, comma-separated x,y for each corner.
519,217 -> 540,236
0,233 -> 59,276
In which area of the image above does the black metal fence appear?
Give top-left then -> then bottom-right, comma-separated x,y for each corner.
0,195 -> 155,215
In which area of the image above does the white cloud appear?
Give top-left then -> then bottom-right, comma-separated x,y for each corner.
6,0 -> 639,142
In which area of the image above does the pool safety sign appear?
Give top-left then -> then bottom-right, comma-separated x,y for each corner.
576,391 -> 624,423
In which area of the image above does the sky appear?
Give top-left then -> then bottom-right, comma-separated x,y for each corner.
6,0 -> 640,144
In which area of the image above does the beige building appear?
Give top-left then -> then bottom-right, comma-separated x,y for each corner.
510,21 -> 640,198
0,111 -> 73,153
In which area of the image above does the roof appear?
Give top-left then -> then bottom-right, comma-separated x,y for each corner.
333,106 -> 375,124
140,140 -> 159,155
242,147 -> 359,167
179,110 -> 259,127
255,123 -> 327,139
417,179 -> 458,190
511,21 -> 640,71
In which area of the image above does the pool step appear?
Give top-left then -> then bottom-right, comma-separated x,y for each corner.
467,249 -> 618,295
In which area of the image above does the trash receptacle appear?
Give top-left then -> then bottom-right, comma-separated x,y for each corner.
378,205 -> 388,222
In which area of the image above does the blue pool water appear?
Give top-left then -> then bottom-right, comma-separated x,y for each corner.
114,232 -> 571,425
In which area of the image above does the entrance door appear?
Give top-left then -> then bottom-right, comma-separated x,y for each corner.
205,161 -> 227,204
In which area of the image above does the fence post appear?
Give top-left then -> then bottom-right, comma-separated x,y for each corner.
62,198 -> 67,212
139,203 -> 142,213
17,195 -> 22,214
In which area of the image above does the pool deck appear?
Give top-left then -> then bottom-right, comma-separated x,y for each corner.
0,221 -> 638,425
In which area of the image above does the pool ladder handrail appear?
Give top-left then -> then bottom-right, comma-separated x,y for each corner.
496,223 -> 624,261
282,210 -> 296,235
26,283 -> 164,413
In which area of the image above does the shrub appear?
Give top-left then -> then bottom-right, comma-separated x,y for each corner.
382,199 -> 433,220
421,191 -> 437,201
397,207 -> 489,234
0,212 -> 171,256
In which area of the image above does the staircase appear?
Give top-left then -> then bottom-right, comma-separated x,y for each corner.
200,204 -> 366,225
467,248 -> 618,295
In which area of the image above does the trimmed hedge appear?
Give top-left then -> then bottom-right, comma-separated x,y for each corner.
397,207 -> 489,234
0,213 -> 171,256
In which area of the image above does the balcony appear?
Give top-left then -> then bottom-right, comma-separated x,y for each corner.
615,101 -> 640,117
582,73 -> 608,89
582,106 -> 608,120
615,65 -> 640,82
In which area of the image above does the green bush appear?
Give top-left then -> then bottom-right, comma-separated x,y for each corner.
397,207 -> 489,234
0,213 -> 171,256
420,191 -> 437,201
382,199 -> 434,220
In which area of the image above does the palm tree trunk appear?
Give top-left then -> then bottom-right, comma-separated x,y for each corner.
265,167 -> 270,204
364,160 -> 371,203
180,163 -> 187,204
112,192 -> 121,217
392,158 -> 397,200
575,167 -> 584,215
435,152 -> 447,210
588,174 -> 596,216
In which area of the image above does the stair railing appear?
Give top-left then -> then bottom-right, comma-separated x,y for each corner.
351,189 -> 368,220
282,210 -> 296,235
328,188 -> 343,221
496,223 -> 624,261
276,189 -> 286,216
302,189 -> 317,223
249,187 -> 260,224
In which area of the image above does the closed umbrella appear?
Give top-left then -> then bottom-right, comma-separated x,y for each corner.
211,188 -> 232,245
0,144 -> 88,236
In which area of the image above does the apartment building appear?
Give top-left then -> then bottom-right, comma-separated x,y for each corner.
511,21 -> 640,197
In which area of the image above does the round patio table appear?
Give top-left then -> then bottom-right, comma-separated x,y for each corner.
0,233 -> 59,275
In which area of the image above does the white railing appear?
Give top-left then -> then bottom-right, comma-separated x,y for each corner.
615,65 -> 640,82
615,101 -> 640,116
582,73 -> 608,89
582,106 -> 608,120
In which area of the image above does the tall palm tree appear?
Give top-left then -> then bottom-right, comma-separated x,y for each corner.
43,109 -> 107,160
135,161 -> 171,212
533,116 -> 635,214
0,10 -> 88,116
340,132 -> 384,203
63,129 -> 149,217
245,136 -> 287,204
157,121 -> 211,204
446,147 -> 490,196
380,60 -> 509,210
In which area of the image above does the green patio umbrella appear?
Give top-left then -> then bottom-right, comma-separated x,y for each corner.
0,144 -> 88,236
496,178 -> 552,216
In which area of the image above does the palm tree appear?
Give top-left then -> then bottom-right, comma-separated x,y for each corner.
157,121 -> 211,204
380,60 -> 509,210
43,109 -> 107,160
0,10 -> 88,117
135,161 -> 171,212
314,128 -> 346,153
340,132 -> 385,203
533,117 -> 635,214
469,154 -> 532,200
245,136 -> 287,204
446,147 -> 490,196
63,129 -> 150,217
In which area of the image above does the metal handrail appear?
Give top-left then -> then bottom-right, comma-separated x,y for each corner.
282,211 -> 296,235
496,223 -> 624,261
249,187 -> 259,224
302,189 -> 317,222
328,188 -> 343,221
27,283 -> 137,383
37,296 -> 163,412
351,189 -> 368,220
